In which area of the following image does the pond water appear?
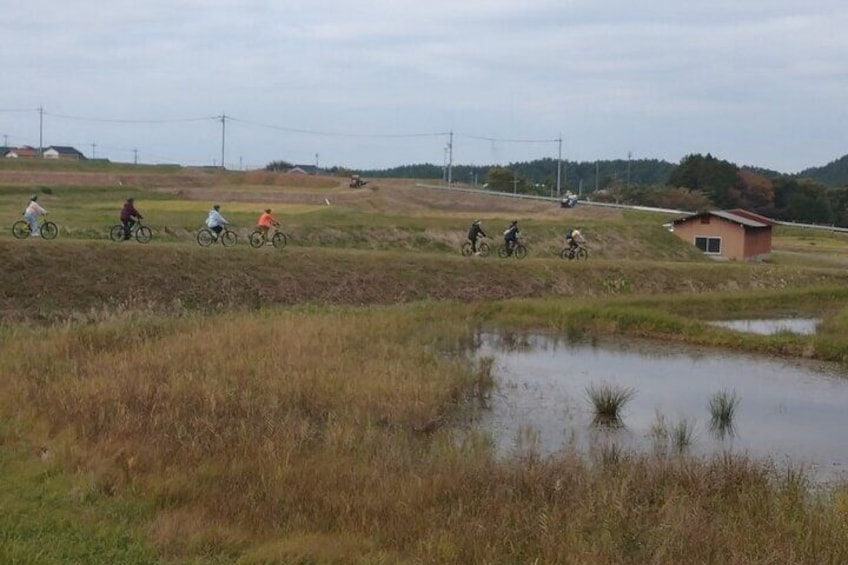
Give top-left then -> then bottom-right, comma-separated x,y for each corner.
708,318 -> 820,335
475,334 -> 848,483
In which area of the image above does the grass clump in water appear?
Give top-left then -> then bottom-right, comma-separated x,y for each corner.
586,382 -> 636,427
709,389 -> 741,439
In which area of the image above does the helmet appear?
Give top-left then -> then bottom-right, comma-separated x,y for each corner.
264,208 -> 271,213
213,204 -> 220,210
511,220 -> 518,226
473,219 -> 481,225
30,194 -> 38,201
127,197 -> 134,202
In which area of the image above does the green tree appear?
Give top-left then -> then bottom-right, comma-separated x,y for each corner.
265,160 -> 293,172
668,154 -> 738,208
485,167 -> 528,192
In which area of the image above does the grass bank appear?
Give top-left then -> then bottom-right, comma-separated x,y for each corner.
3,239 -> 848,322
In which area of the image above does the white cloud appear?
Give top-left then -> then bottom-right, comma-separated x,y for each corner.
1,1 -> 846,171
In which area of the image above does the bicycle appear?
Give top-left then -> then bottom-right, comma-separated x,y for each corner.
561,242 -> 589,260
498,239 -> 528,259
110,219 -> 152,243
197,226 -> 237,247
248,225 -> 287,249
461,238 -> 490,257
12,216 -> 58,240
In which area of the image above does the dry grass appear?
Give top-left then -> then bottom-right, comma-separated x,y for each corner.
4,306 -> 848,562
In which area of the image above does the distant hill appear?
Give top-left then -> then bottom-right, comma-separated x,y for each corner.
351,153 -> 848,188
355,158 -> 677,192
796,155 -> 848,186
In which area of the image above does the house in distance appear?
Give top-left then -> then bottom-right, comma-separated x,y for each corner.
670,209 -> 774,261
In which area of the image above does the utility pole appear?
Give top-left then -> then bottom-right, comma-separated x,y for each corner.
556,135 -> 562,199
91,143 -> 96,159
447,130 -> 453,187
315,153 -> 319,168
2,134 -> 8,146
595,160 -> 599,193
38,106 -> 43,157
627,151 -> 632,187
512,173 -> 519,195
220,113 -> 227,170
133,148 -> 138,165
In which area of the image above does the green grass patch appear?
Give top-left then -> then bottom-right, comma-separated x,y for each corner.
0,450 -> 157,564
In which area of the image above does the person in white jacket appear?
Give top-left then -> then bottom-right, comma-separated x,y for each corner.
24,195 -> 47,236
205,204 -> 228,240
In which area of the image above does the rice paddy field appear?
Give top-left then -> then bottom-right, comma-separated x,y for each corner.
4,161 -> 848,563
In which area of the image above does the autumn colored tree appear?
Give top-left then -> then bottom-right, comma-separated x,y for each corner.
734,170 -> 775,216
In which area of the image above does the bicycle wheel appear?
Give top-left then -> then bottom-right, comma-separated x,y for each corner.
220,229 -> 238,247
560,247 -> 572,260
271,232 -> 287,248
497,245 -> 510,258
136,226 -> 152,243
196,229 -> 215,247
514,244 -> 527,259
40,221 -> 58,240
461,241 -> 473,256
576,247 -> 588,260
248,230 -> 264,248
478,242 -> 491,257
110,225 -> 125,241
12,220 -> 31,239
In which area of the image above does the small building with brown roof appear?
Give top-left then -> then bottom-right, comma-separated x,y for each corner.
5,146 -> 39,158
670,209 -> 774,260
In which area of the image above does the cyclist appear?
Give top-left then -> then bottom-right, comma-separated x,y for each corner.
256,208 -> 279,242
467,219 -> 487,255
23,195 -> 47,236
503,220 -> 520,253
120,197 -> 143,240
566,226 -> 584,253
205,204 -> 228,241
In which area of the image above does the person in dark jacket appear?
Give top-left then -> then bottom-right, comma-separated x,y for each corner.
120,198 -> 143,240
503,220 -> 520,252
467,219 -> 487,255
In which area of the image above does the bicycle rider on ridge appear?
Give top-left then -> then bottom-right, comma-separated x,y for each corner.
23,195 -> 48,237
256,208 -> 279,242
566,226 -> 584,253
205,204 -> 229,241
120,197 -> 143,240
503,220 -> 520,253
467,219 -> 487,256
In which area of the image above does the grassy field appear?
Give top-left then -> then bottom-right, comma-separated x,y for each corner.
4,162 -> 848,563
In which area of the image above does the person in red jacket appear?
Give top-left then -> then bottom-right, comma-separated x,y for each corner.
120,198 -> 143,240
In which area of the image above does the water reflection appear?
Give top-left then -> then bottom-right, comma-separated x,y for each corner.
708,318 -> 819,335
474,333 -> 848,483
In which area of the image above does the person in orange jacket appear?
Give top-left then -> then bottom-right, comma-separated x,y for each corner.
256,208 -> 279,241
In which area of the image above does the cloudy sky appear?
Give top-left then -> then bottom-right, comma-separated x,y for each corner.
2,1 -> 846,173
